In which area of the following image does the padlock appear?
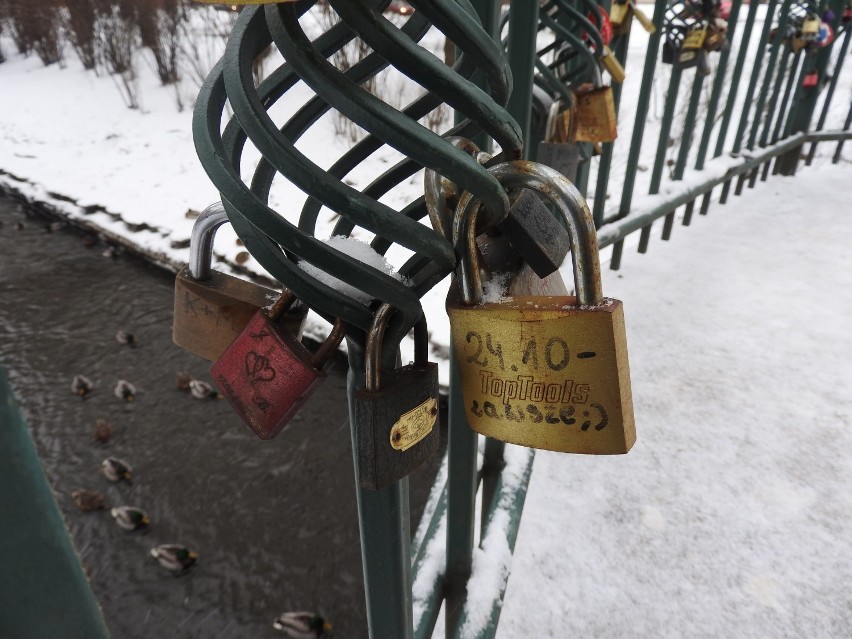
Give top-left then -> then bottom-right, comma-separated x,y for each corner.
173,202 -> 307,361
354,305 -> 440,491
447,160 -> 635,454
537,99 -> 585,182
600,45 -> 626,84
801,13 -> 821,40
573,71 -> 618,143
210,291 -> 346,440
802,71 -> 819,88
630,0 -> 656,33
609,1 -> 631,31
677,25 -> 707,69
703,17 -> 728,51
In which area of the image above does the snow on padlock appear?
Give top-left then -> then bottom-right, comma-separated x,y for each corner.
210,290 -> 345,440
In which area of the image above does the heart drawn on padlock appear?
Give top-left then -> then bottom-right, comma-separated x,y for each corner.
245,351 -> 276,382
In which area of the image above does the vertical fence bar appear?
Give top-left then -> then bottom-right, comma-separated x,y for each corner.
732,0 -> 778,153
445,353 -> 479,637
506,0 -> 541,158
777,0 -> 846,173
610,0 -> 666,269
713,0 -> 760,157
649,65 -> 682,194
771,52 -> 802,145
673,70 -> 705,179
747,0 -> 792,150
832,102 -> 852,163
806,25 -> 852,163
593,30 -> 631,227
758,46 -> 792,147
695,0 -> 744,169
347,354 -> 414,639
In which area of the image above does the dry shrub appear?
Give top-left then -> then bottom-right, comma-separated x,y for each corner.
96,0 -> 140,108
136,0 -> 185,85
65,0 -> 99,70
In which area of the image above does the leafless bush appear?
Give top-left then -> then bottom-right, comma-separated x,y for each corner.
137,0 -> 185,85
31,1 -> 65,66
64,0 -> 99,70
96,0 -> 140,108
178,3 -> 236,95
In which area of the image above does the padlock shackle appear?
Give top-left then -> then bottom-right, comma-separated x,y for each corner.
453,161 -> 603,306
365,304 -> 428,392
424,137 -> 492,242
188,202 -> 229,281
310,319 -> 346,368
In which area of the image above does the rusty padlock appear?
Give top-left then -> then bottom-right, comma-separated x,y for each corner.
173,203 -> 307,361
447,161 -> 635,454
354,305 -> 440,491
703,17 -> 728,52
537,99 -> 587,183
599,45 -> 626,84
573,68 -> 618,144
210,291 -> 345,439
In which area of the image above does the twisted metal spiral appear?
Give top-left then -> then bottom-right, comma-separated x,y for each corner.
193,0 -> 522,351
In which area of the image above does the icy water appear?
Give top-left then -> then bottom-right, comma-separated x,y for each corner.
0,197 -> 442,638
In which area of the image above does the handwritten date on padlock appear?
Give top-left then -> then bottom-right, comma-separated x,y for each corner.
447,296 -> 635,454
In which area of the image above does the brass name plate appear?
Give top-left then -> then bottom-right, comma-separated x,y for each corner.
390,397 -> 438,451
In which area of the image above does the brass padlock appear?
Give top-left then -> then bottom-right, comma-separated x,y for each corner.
600,45 -> 626,84
573,71 -> 618,143
609,1 -> 631,31
354,305 -> 440,491
173,203 -> 307,361
801,13 -> 821,40
630,0 -> 656,33
704,18 -> 728,52
677,25 -> 707,69
447,161 -> 635,454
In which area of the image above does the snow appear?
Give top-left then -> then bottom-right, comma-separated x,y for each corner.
2,8 -> 852,637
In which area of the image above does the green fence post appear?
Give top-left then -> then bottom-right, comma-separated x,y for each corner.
713,0 -> 760,157
776,0 -> 845,173
805,23 -> 852,163
649,65 -> 683,194
747,0 -> 793,150
695,0 -> 744,169
731,0 -> 778,154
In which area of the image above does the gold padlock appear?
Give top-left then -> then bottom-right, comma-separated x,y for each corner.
446,161 -> 636,454
630,0 -> 656,34
573,76 -> 617,143
600,45 -> 626,84
801,14 -> 821,40
609,1 -> 631,30
704,18 -> 728,51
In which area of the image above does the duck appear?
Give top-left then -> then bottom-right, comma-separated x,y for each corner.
102,457 -> 132,483
150,544 -> 198,573
71,374 -> 94,398
273,612 -> 333,638
115,330 -> 136,347
93,418 -> 112,444
110,506 -> 150,531
189,379 -> 219,400
176,371 -> 194,392
114,379 -> 136,401
71,489 -> 106,512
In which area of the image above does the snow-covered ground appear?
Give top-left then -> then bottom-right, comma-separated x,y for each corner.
496,160 -> 852,639
2,8 -> 852,637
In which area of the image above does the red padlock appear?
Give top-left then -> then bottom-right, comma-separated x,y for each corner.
211,290 -> 346,440
803,71 -> 819,88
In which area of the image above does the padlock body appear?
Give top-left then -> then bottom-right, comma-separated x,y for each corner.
354,364 -> 440,490
574,87 -> 617,143
536,142 -> 584,182
447,291 -> 635,454
173,267 -> 307,361
500,188 -> 571,279
211,310 -> 323,439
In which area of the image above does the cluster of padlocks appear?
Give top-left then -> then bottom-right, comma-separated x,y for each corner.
662,0 -> 731,75
173,147 -> 635,491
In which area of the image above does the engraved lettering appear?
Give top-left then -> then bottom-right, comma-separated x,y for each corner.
526,404 -> 543,423
571,384 -> 590,404
245,351 -> 276,382
521,338 -> 538,369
